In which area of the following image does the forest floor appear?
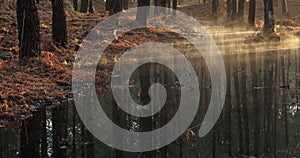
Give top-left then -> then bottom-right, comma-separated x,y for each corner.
0,0 -> 299,122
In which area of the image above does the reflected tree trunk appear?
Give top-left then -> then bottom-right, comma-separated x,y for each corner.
273,52 -> 279,158
112,101 -> 124,158
72,104 -> 76,158
41,108 -> 48,158
20,115 -> 41,158
281,52 -> 290,157
212,128 -> 216,158
263,52 -> 274,157
52,105 -> 68,158
250,51 -> 261,157
138,64 -> 153,158
233,53 -> 245,156
240,54 -> 250,156
224,56 -> 232,157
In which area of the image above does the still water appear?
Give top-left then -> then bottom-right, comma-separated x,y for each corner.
1,36 -> 300,158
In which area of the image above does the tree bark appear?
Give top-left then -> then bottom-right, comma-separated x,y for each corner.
263,0 -> 275,33
73,0 -> 78,11
232,0 -> 237,20
248,0 -> 256,27
212,0 -> 218,17
281,0 -> 288,16
89,0 -> 94,13
136,0 -> 150,25
238,0 -> 245,21
52,0 -> 68,44
80,0 -> 88,13
106,0 -> 122,15
17,0 -> 41,64
227,0 -> 232,18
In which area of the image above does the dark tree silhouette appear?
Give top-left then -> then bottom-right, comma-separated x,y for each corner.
20,115 -> 41,157
73,0 -> 78,11
106,0 -> 122,15
227,0 -> 232,18
248,0 -> 256,27
238,0 -> 245,21
89,0 -> 94,13
224,55 -> 232,157
231,0 -> 237,20
212,0 -> 218,17
136,0 -> 150,25
16,0 -> 41,64
250,52 -> 261,157
263,0 -> 275,33
80,0 -> 88,13
52,0 -> 68,44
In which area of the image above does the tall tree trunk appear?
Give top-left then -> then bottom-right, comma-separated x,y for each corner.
161,0 -> 166,7
52,0 -> 68,44
106,0 -> 122,15
281,0 -> 288,16
212,0 -> 218,17
123,0 -> 129,10
80,0 -> 88,12
167,0 -> 171,8
16,0 -> 41,64
172,0 -> 177,15
136,0 -> 150,25
89,0 -> 94,13
248,0 -> 256,27
263,0 -> 275,33
73,0 -> 78,11
232,0 -> 237,20
227,0 -> 232,18
238,0 -> 245,21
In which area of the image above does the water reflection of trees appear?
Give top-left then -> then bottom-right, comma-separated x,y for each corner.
0,49 -> 299,157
